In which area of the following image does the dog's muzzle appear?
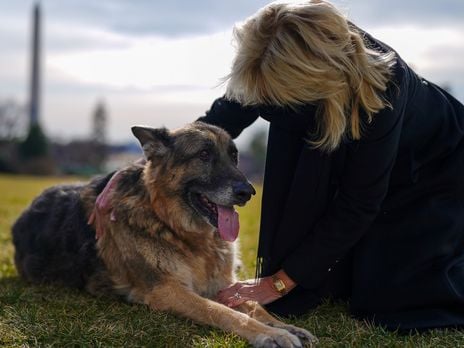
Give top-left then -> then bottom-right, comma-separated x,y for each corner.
232,181 -> 256,204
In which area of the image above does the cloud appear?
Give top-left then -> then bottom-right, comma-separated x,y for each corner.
43,1 -> 464,37
44,24 -> 132,53
3,1 -> 464,40
40,0 -> 270,37
3,1 -> 463,56
368,25 -> 464,101
420,44 -> 464,100
332,0 -> 464,28
46,30 -> 235,92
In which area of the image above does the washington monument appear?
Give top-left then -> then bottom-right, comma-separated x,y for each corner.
29,2 -> 41,127
20,1 -> 49,164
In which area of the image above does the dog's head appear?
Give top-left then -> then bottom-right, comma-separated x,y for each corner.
132,122 -> 255,241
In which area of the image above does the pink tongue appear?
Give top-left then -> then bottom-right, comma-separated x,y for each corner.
217,205 -> 239,242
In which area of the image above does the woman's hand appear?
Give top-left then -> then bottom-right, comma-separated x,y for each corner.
216,278 -> 281,307
216,270 -> 297,307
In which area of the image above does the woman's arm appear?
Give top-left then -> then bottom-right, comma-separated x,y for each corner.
197,97 -> 260,138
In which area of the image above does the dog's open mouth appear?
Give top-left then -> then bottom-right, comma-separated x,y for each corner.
190,193 -> 239,242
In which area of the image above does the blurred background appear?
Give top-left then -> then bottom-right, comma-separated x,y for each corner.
0,0 -> 463,178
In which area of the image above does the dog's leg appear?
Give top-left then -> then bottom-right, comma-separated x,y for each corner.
145,281 -> 303,348
236,301 -> 318,347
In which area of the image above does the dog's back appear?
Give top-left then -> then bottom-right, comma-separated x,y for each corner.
12,174 -> 112,288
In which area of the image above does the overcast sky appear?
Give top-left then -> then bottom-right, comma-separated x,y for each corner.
0,0 -> 463,146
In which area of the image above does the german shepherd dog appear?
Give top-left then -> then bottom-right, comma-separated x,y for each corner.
12,122 -> 317,347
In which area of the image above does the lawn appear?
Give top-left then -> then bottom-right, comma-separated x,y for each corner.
1,174 -> 463,347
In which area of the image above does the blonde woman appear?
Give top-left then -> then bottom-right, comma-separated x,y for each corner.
203,0 -> 464,331
92,0 -> 464,331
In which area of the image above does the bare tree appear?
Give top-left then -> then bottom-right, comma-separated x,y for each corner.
0,99 -> 26,141
248,128 -> 268,167
90,100 -> 108,171
92,100 -> 107,143
238,128 -> 268,183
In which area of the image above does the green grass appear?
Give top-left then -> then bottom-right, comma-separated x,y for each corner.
1,174 -> 463,347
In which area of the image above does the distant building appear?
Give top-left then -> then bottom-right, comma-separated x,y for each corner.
105,142 -> 142,172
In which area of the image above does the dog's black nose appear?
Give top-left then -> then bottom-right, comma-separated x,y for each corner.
232,181 -> 256,202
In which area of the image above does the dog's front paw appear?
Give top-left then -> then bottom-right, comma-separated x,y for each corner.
252,328 -> 302,348
278,324 -> 318,347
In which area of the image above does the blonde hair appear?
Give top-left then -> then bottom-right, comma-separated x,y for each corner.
225,0 -> 396,151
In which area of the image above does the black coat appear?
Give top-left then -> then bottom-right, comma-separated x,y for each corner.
198,31 -> 464,331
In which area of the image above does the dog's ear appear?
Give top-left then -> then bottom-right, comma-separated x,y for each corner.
131,126 -> 172,159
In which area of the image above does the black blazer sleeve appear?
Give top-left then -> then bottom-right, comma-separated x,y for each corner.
283,74 -> 408,289
196,97 -> 260,139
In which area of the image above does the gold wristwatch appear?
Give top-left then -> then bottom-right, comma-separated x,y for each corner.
271,274 -> 287,295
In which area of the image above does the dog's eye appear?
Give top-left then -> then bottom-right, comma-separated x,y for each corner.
199,150 -> 211,162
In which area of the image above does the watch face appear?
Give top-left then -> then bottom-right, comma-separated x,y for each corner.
274,279 -> 286,292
